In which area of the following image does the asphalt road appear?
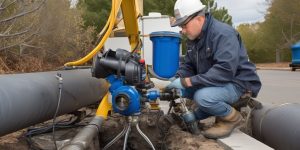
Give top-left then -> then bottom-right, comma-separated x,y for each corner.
256,70 -> 300,105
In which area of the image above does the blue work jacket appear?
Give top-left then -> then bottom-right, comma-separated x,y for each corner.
176,13 -> 261,97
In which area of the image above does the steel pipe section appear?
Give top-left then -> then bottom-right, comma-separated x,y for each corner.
62,116 -> 104,150
252,103 -> 300,150
0,69 -> 108,136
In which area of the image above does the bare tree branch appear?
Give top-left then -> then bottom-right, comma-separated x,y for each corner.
0,0 -> 17,12
1,19 -> 35,38
0,0 -> 8,8
0,32 -> 38,51
3,22 -> 14,34
0,28 -> 30,38
20,43 -> 42,49
280,13 -> 300,49
0,0 -> 45,23
19,43 -> 43,55
0,56 -> 11,71
290,15 -> 294,40
281,29 -> 290,43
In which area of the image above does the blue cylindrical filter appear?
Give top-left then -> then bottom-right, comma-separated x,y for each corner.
150,31 -> 181,78
291,41 -> 300,64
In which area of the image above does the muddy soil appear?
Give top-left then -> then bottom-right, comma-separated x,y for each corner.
0,109 -> 225,150
0,130 -> 29,150
99,110 -> 225,150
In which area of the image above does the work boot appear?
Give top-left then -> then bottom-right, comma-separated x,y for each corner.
203,108 -> 242,139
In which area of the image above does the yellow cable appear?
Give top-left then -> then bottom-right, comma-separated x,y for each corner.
97,11 -> 112,39
64,0 -> 122,66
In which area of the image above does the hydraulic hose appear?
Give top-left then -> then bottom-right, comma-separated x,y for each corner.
64,0 -> 122,67
97,10 -> 112,40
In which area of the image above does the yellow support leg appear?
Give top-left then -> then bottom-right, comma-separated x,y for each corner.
96,93 -> 112,119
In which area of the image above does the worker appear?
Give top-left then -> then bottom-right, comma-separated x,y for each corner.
165,0 -> 261,139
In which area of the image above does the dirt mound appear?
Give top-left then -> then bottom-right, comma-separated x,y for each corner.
166,125 -> 224,150
99,111 -> 225,150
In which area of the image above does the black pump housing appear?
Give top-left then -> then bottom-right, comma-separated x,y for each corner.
92,49 -> 145,85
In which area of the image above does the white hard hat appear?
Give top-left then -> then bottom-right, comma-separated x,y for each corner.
172,0 -> 206,27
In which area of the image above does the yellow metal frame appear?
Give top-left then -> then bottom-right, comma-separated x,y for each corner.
121,0 -> 140,51
64,0 -> 142,119
96,93 -> 112,119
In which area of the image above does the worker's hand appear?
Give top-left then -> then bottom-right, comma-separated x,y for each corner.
165,78 -> 185,89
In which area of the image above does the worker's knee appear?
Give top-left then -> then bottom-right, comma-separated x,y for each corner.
193,88 -> 218,108
192,86 -> 238,117
193,84 -> 242,108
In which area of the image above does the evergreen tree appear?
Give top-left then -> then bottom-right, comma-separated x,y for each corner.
78,0 -> 111,33
201,0 -> 233,25
144,0 -> 176,16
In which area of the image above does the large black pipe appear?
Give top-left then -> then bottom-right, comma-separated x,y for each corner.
0,69 -> 108,136
252,103 -> 300,150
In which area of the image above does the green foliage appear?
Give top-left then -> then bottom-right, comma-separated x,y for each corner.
237,0 -> 300,63
143,0 -> 176,16
201,0 -> 232,25
78,0 -> 111,33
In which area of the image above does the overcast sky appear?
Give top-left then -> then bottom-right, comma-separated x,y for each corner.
214,0 -> 269,26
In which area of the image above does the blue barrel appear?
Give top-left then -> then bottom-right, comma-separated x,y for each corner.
150,31 -> 181,78
291,41 -> 300,64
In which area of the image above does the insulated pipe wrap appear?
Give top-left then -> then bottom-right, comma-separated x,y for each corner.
0,69 -> 108,136
252,103 -> 300,150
